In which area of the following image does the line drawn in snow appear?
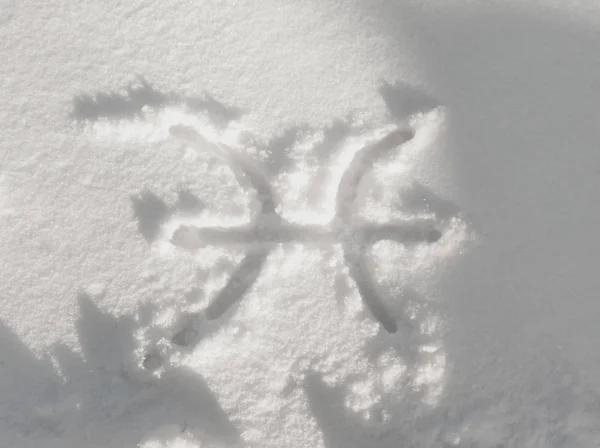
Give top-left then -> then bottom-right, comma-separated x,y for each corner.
131,189 -> 206,242
167,124 -> 442,338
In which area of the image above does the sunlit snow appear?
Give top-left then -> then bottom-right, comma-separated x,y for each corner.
2,0 -> 600,447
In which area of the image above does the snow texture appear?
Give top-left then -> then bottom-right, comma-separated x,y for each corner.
1,0 -> 600,447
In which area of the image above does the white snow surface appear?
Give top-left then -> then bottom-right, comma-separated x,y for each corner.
1,0 -> 600,447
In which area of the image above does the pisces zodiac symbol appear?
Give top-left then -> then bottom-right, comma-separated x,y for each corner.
169,124 -> 441,336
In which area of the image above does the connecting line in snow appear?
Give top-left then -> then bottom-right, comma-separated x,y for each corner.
169,125 -> 441,334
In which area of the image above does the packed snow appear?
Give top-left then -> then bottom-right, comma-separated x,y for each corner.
1,0 -> 600,447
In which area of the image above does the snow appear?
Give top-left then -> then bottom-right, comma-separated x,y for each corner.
1,0 -> 600,447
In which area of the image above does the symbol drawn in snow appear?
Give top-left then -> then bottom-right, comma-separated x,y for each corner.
167,124 -> 443,337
